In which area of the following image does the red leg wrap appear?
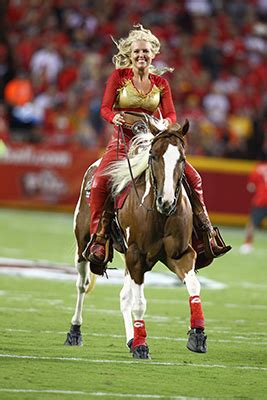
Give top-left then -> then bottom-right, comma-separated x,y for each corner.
189,295 -> 205,329
133,320 -> 147,347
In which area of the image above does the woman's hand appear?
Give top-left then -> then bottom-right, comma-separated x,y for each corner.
162,118 -> 171,129
112,113 -> 125,126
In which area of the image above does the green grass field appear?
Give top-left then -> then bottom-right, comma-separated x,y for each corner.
0,208 -> 266,400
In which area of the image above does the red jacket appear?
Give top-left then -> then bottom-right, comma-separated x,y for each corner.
100,68 -> 176,124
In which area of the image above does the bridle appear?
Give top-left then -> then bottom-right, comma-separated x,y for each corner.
148,131 -> 186,215
118,114 -> 186,214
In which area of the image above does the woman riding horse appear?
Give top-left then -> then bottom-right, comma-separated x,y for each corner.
84,24 -> 230,266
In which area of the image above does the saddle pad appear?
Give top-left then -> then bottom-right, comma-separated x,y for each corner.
85,183 -> 131,210
114,184 -> 132,209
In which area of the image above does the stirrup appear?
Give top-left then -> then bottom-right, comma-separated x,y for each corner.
202,227 -> 232,259
88,238 -> 111,266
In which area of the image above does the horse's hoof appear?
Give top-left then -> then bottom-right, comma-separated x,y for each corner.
64,324 -> 83,346
186,328 -> 207,353
132,345 -> 151,359
127,338 -> 134,353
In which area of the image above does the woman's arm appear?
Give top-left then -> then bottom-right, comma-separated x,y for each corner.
159,77 -> 177,125
100,69 -> 121,123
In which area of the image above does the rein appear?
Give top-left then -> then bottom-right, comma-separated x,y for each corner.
151,129 -> 185,147
118,125 -> 154,212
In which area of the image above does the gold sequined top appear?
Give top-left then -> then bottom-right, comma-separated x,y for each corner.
114,79 -> 161,112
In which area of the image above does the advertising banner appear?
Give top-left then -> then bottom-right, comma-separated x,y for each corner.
0,143 -> 257,224
0,142 -> 101,212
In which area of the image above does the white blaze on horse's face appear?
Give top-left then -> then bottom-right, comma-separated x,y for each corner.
156,144 -> 181,214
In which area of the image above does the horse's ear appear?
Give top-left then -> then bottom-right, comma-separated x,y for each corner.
171,122 -> 181,131
181,119 -> 190,136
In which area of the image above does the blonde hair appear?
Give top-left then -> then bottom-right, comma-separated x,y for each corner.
112,24 -> 173,76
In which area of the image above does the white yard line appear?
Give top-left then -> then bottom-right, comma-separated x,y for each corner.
0,353 -> 266,372
0,389 -> 202,400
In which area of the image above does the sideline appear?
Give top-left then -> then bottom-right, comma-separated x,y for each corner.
0,257 -> 227,290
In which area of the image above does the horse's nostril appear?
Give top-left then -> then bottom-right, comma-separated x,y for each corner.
157,196 -> 163,206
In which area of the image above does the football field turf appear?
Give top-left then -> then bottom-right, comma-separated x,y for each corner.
0,208 -> 266,399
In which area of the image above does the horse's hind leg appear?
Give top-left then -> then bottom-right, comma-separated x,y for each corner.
64,253 -> 89,346
120,270 -> 134,351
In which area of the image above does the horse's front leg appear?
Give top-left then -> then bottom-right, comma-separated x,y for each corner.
166,244 -> 207,353
64,256 -> 89,346
125,247 -> 150,359
120,270 -> 134,351
183,267 -> 207,353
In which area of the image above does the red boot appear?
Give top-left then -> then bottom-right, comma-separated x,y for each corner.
84,210 -> 114,268
185,162 -> 231,261
83,168 -> 112,267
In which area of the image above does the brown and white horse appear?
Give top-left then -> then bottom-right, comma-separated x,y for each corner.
65,115 -> 207,357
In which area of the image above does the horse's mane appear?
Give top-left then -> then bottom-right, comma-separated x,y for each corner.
104,131 -> 154,196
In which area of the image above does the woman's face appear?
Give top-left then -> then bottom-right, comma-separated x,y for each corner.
130,40 -> 155,71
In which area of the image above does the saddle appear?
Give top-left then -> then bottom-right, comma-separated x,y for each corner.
120,111 -> 148,130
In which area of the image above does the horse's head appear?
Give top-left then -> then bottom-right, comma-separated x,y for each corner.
147,118 -> 189,216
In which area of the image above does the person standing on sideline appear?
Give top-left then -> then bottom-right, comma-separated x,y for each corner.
240,160 -> 267,254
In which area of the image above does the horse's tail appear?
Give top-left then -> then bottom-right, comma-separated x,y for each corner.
86,272 -> 97,294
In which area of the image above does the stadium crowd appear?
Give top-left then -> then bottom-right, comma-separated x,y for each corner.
0,0 -> 267,160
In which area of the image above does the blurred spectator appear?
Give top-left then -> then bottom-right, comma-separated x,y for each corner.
0,102 -> 9,141
202,84 -> 230,127
0,42 -> 14,101
4,71 -> 33,107
200,34 -> 223,80
0,0 -> 266,156
4,71 -> 38,141
30,43 -> 63,84
43,99 -> 75,145
185,0 -> 213,16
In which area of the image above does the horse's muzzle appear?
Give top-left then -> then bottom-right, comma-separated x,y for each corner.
156,196 -> 177,216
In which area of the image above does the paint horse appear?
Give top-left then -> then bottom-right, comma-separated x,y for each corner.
65,115 -> 207,358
